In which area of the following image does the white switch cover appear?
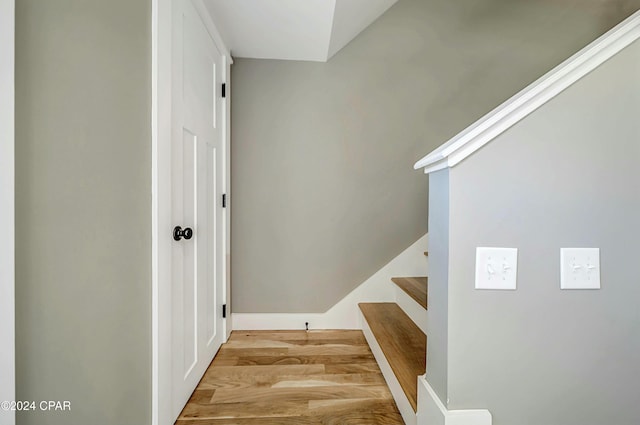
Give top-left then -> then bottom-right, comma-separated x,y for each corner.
475,247 -> 518,290
561,248 -> 600,289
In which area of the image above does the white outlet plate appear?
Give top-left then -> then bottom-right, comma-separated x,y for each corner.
561,248 -> 600,290
475,247 -> 518,290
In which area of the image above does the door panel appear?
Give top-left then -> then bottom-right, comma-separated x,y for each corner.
172,0 -> 225,418
180,128 -> 197,377
206,144 -> 217,345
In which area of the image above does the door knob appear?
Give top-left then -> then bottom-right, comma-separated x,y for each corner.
173,226 -> 193,241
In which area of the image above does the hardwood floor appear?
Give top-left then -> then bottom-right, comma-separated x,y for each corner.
176,330 -> 404,424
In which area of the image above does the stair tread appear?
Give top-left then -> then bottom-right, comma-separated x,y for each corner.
359,302 -> 426,412
391,277 -> 427,310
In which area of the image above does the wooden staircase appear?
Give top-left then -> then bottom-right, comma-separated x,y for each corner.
391,277 -> 427,309
359,252 -> 428,425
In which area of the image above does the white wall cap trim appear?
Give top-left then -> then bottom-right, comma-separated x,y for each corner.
413,10 -> 640,174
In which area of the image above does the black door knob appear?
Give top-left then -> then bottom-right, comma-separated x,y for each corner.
173,226 -> 193,241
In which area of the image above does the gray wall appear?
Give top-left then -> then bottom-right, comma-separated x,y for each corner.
447,40 -> 640,425
230,0 -> 640,313
426,169 -> 450,401
15,1 -> 151,424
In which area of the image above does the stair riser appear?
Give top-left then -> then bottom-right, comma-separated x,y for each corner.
395,286 -> 428,335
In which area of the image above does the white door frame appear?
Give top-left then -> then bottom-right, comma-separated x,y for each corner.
0,1 -> 16,424
152,1 -> 232,424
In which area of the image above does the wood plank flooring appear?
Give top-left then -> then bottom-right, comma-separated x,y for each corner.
391,277 -> 428,309
176,330 -> 404,424
359,303 -> 426,412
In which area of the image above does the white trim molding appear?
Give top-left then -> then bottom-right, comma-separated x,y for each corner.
413,10 -> 640,174
232,234 -> 428,331
0,1 -> 16,424
151,0 -> 173,424
417,377 -> 492,425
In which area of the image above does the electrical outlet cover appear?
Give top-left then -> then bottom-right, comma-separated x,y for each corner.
561,248 -> 600,289
475,247 -> 518,290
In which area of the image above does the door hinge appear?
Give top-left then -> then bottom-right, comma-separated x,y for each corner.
222,304 -> 227,318
221,83 -> 226,98
222,193 -> 227,208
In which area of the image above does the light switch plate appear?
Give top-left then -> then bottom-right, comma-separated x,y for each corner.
475,247 -> 518,290
561,248 -> 600,289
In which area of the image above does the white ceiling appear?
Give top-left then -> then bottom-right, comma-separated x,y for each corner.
202,0 -> 398,62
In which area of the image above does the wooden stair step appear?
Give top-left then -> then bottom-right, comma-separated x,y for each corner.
359,303 -> 426,412
391,277 -> 427,310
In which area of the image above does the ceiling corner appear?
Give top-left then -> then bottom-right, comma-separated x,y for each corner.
202,0 -> 398,62
327,0 -> 399,60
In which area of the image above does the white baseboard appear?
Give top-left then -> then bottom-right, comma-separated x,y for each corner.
232,233 -> 428,330
417,376 -> 492,425
361,310 -> 416,425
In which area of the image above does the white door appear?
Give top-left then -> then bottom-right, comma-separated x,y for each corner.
171,0 -> 225,418
0,1 -> 16,424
